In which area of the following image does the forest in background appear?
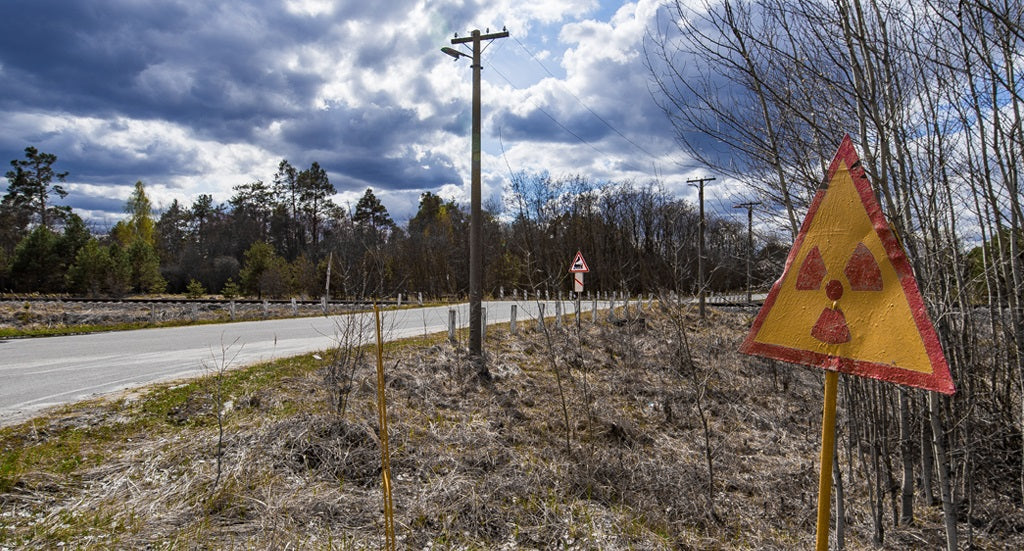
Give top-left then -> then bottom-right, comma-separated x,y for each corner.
0,150 -> 785,301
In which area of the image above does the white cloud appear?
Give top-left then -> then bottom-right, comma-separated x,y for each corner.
1,0 -> 700,225
283,0 -> 335,17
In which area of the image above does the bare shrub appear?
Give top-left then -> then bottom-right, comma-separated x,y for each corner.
322,312 -> 372,417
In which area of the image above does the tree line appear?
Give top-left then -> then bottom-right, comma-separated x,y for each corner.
647,0 -> 1023,547
0,148 -> 786,300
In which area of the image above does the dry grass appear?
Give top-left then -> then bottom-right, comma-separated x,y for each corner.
1,304 -> 1018,549
0,299 -> 364,337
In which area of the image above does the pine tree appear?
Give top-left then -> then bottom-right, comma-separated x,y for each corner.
2,146 -> 69,231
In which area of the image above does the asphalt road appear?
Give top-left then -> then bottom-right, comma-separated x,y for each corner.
0,299 -> 600,426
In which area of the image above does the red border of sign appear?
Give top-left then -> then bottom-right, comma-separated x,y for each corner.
568,251 -> 590,273
739,135 -> 955,395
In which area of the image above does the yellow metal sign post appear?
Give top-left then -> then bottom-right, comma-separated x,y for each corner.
740,135 -> 955,548
374,305 -> 396,551
815,371 -> 838,550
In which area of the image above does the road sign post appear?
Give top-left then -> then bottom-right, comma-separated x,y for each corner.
568,252 -> 590,331
739,135 -> 955,549
568,251 -> 590,295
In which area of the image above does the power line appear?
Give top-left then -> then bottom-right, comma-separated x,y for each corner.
512,35 -> 663,160
488,63 -> 607,158
484,37 -> 711,180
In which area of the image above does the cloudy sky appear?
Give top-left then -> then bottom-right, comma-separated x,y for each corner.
0,0 -> 735,229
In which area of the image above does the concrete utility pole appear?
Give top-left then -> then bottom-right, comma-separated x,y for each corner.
733,201 -> 760,304
688,176 -> 715,320
443,28 -> 508,358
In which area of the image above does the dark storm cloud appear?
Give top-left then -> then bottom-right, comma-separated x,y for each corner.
61,193 -> 126,216
276,98 -> 463,193
0,0 -> 467,211
0,122 -> 200,189
494,106 -> 612,143
308,145 -> 461,194
281,102 -> 430,152
0,0 -> 336,143
1,0 -> 695,224
59,145 -> 199,188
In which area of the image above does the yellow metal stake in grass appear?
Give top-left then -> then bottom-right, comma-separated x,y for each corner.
739,136 -> 955,548
374,304 -> 396,551
815,371 -> 838,551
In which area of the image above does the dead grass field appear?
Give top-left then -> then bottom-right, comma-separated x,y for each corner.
0,304 -> 1017,549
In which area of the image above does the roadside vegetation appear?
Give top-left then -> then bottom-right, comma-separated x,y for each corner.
1,3 -> 1021,549
0,298 -> 375,339
2,305 -> 1019,549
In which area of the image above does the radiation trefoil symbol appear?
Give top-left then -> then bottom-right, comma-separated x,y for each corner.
739,134 -> 955,395
796,243 -> 883,345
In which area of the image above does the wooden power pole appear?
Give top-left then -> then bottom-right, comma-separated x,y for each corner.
688,176 -> 715,319
445,28 -> 508,360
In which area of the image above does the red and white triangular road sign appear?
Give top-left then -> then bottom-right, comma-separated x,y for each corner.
568,251 -> 590,273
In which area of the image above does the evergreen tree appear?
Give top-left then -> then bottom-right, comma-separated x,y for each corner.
298,162 -> 336,253
353,187 -> 395,233
154,199 -> 190,291
57,213 -> 92,262
127,240 -> 166,294
272,159 -> 301,258
105,243 -> 132,297
239,241 -> 290,299
406,192 -> 465,295
229,179 -> 273,254
66,238 -> 110,296
2,146 -> 69,231
9,226 -> 62,292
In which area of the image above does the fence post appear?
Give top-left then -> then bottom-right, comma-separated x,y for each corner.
510,304 -> 518,335
538,303 -> 546,330
448,309 -> 457,344
555,300 -> 562,328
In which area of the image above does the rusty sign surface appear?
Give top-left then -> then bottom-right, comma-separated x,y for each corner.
740,135 -> 955,395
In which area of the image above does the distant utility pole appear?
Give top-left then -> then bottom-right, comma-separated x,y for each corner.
443,28 -> 509,360
733,201 -> 760,304
688,176 -> 714,320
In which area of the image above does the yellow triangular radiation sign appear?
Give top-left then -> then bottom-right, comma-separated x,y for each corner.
740,135 -> 955,394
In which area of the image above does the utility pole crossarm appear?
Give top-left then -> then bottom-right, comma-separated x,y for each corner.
451,29 -> 510,45
445,28 -> 509,361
